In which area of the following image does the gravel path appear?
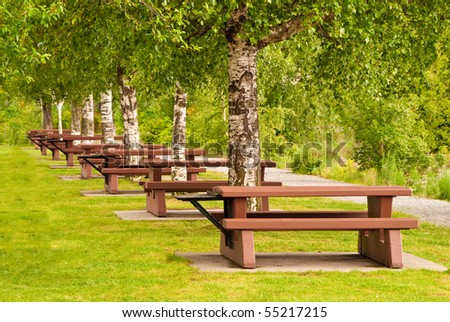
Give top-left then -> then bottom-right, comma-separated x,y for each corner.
209,167 -> 450,227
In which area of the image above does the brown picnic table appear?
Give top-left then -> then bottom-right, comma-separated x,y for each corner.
44,134 -> 124,166
177,185 -> 419,269
77,148 -> 208,193
78,143 -> 166,178
27,129 -> 72,159
142,159 -> 279,216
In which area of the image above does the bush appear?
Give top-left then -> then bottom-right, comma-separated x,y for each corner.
0,96 -> 41,145
438,173 -> 450,201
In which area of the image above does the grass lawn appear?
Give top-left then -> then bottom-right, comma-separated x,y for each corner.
0,145 -> 449,301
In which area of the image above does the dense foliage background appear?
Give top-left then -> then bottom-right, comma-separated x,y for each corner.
1,1 -> 449,200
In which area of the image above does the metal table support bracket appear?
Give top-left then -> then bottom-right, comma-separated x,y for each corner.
177,194 -> 234,248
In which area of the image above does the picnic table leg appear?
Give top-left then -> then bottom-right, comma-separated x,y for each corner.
66,152 -> 74,166
187,172 -> 198,181
104,174 -> 119,194
359,196 -> 404,268
81,162 -> 92,179
66,140 -> 74,166
146,168 -> 167,216
51,147 -> 60,160
146,189 -> 167,216
220,198 -> 256,269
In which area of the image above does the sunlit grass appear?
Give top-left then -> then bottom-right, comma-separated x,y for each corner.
0,145 -> 448,302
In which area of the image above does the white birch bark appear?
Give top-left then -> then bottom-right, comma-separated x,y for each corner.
81,94 -> 95,144
225,7 -> 261,210
56,100 -> 64,134
118,66 -> 140,165
171,81 -> 187,182
227,39 -> 261,210
100,90 -> 116,144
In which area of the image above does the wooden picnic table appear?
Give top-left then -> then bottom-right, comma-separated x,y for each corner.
142,159 -> 278,216
44,134 -> 124,166
77,149 -> 209,193
27,129 -> 71,147
140,159 -> 277,181
27,129 -> 71,158
78,143 -> 166,178
177,185 -> 419,269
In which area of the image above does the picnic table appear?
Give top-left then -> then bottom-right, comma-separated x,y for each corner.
43,134 -> 124,166
78,143 -> 166,178
77,148 -> 208,193
27,129 -> 72,158
143,159 -> 279,216
177,185 -> 419,269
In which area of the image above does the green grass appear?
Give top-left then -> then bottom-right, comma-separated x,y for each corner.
0,146 -> 449,301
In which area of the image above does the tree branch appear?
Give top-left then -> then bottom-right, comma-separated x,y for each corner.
184,24 -> 214,45
256,15 -> 306,49
138,0 -> 168,24
257,10 -> 335,49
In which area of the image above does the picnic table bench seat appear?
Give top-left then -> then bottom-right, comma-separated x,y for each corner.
177,185 -> 419,269
102,167 -> 207,194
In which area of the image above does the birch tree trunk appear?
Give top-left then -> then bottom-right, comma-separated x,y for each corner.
171,81 -> 187,182
117,66 -> 140,165
41,99 -> 53,130
225,8 -> 261,210
56,100 -> 64,134
100,90 -> 116,144
71,102 -> 82,145
81,94 -> 95,144
223,5 -> 313,210
227,40 -> 261,210
71,102 -> 82,136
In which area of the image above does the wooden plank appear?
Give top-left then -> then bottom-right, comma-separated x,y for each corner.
101,148 -> 205,157
139,159 -> 277,168
144,180 -> 282,191
103,167 -> 207,175
213,185 -> 412,198
222,218 -> 418,231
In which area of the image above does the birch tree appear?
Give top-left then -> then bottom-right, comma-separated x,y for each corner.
137,1 -> 333,209
56,100 -> 64,134
81,94 -> 95,143
41,98 -> 53,130
71,102 -> 82,136
100,90 -> 116,144
224,4 -> 329,195
171,81 -> 188,181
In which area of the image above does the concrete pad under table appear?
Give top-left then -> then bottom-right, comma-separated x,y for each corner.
80,190 -> 144,197
50,165 -> 80,169
114,209 -> 223,221
59,175 -> 103,180
177,252 -> 448,272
